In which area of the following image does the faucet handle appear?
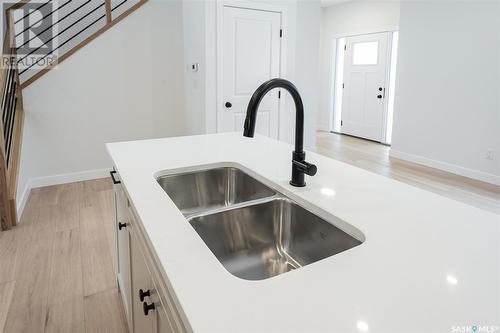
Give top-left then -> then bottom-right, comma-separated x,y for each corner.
292,160 -> 317,176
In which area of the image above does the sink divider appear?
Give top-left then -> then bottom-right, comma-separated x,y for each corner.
184,194 -> 284,221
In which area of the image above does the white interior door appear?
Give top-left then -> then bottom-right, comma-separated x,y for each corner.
341,32 -> 390,142
218,6 -> 281,138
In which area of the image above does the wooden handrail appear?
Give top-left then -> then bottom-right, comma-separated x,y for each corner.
1,8 -> 23,230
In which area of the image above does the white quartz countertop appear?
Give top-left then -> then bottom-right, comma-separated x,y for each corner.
107,133 -> 500,333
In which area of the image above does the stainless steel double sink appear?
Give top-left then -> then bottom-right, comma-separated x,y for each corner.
157,167 -> 363,280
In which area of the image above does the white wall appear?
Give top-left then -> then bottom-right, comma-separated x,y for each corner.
183,0 -> 207,135
17,0 -> 186,209
201,0 -> 321,149
318,1 -> 400,131
293,0 -> 321,148
391,1 -> 500,184
16,0 -> 323,212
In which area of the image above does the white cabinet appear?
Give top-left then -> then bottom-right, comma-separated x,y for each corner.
155,292 -> 175,333
113,168 -> 186,333
130,227 -> 155,333
127,209 -> 179,333
112,170 -> 133,331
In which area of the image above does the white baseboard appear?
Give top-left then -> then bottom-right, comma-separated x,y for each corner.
16,178 -> 32,218
29,168 -> 110,188
16,168 -> 111,217
389,149 -> 500,186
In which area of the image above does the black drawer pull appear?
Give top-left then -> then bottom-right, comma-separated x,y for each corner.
110,170 -> 121,184
139,289 -> 150,302
118,222 -> 126,230
143,302 -> 155,316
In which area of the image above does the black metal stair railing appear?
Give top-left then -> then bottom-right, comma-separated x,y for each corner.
1,64 -> 18,166
16,0 -> 81,50
18,1 -> 106,72
10,0 -> 147,87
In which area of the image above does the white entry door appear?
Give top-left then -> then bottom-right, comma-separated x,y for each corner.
341,32 -> 390,142
218,6 -> 282,138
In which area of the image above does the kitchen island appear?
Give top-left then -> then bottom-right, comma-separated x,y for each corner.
107,132 -> 499,333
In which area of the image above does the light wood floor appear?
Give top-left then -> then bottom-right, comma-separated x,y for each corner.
315,131 -> 500,214
0,179 -> 128,333
0,133 -> 498,333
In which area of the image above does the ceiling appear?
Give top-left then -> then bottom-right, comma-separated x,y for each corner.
321,0 -> 352,7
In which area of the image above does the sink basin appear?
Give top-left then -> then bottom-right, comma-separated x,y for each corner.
157,167 -> 276,216
157,165 -> 364,280
188,198 -> 362,280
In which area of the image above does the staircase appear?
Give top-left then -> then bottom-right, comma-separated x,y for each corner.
0,0 -> 147,230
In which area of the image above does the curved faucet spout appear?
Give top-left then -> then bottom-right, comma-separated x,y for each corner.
243,78 -> 304,153
243,78 -> 316,187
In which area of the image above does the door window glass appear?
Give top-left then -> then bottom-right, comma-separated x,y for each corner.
352,41 -> 378,65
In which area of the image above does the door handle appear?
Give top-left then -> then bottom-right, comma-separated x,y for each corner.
139,289 -> 151,302
143,302 -> 155,316
377,87 -> 386,99
110,170 -> 120,184
225,102 -> 232,108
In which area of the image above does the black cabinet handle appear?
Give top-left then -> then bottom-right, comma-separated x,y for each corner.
118,222 -> 126,230
377,95 -> 383,99
139,289 -> 150,302
225,102 -> 232,108
110,170 -> 121,184
143,302 -> 155,316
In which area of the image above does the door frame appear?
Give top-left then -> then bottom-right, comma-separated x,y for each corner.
215,0 -> 288,138
329,29 -> 398,144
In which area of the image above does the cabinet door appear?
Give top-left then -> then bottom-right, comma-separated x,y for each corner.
130,226 -> 155,333
114,174 -> 132,330
151,278 -> 175,333
156,305 -> 174,333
